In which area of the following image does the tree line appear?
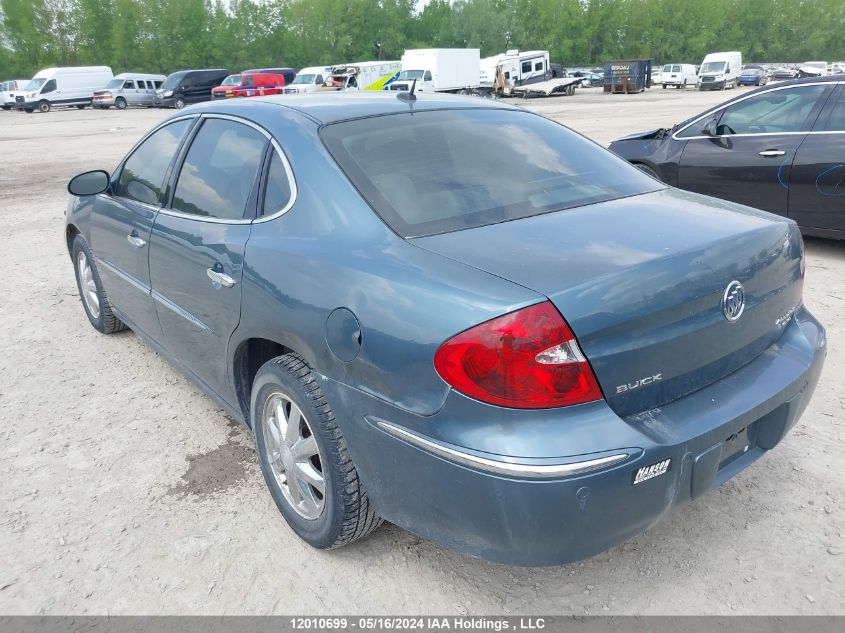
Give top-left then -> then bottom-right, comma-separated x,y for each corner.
1,0 -> 842,79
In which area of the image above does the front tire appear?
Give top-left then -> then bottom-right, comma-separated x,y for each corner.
173,98 -> 185,109
71,235 -> 127,334
115,97 -> 127,110
38,100 -> 50,113
252,353 -> 382,549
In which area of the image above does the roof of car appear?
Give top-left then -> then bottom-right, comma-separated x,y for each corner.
191,91 -> 520,124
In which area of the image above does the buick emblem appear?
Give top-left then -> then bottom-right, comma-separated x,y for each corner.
722,280 -> 745,322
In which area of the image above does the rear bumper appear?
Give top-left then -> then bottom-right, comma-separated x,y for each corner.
322,306 -> 825,565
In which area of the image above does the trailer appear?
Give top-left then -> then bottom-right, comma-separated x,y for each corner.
388,48 -> 480,94
511,76 -> 581,98
479,50 -> 552,96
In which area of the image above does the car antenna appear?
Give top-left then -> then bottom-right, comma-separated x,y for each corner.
397,78 -> 417,102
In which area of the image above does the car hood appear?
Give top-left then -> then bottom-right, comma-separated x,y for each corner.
612,128 -> 669,142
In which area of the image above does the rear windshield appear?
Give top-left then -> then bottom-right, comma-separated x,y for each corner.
320,108 -> 660,237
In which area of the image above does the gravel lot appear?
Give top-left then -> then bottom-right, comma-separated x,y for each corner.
1,86 -> 843,615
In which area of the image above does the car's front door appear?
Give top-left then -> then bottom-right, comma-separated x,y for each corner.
89,117 -> 195,339
676,83 -> 833,216
788,83 -> 845,232
149,115 -> 268,399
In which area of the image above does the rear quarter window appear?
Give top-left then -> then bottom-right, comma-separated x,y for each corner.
321,109 -> 661,237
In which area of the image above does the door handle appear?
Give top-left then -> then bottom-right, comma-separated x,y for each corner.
759,149 -> 786,157
126,233 -> 146,248
207,267 -> 236,288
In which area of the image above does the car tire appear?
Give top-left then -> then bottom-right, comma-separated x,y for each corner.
251,353 -> 383,550
115,97 -> 127,110
662,84 -> 666,89
76,104 -> 86,109
173,98 -> 185,109
38,100 -> 50,113
71,235 -> 128,334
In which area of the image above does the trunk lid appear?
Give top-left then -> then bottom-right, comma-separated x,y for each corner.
412,188 -> 804,417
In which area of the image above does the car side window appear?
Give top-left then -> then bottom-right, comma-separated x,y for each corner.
115,119 -> 192,206
820,90 -> 845,131
315,74 -> 323,84
172,118 -> 267,220
41,79 -> 56,93
124,80 -> 135,89
716,85 -> 828,135
263,150 -> 293,215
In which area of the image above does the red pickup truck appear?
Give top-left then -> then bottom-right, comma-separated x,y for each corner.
211,72 -> 286,99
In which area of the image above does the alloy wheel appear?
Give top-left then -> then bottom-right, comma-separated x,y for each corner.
262,391 -> 325,520
77,250 -> 100,319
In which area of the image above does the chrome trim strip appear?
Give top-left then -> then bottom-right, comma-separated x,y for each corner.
151,289 -> 210,332
97,258 -> 150,294
155,113 -> 298,225
671,80 -> 842,141
376,420 -> 629,479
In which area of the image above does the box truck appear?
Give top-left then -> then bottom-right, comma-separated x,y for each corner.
387,48 -> 480,94
15,66 -> 113,112
697,52 -> 742,90
324,61 -> 400,91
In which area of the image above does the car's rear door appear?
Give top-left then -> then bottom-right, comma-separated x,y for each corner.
89,117 -> 195,340
788,83 -> 845,232
148,115 -> 268,399
676,83 -> 832,216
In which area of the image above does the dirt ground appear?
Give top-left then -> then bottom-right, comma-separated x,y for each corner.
0,86 -> 843,615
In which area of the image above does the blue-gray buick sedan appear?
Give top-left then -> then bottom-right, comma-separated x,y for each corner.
65,93 -> 826,566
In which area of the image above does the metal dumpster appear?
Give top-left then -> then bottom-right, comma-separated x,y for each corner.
603,59 -> 652,93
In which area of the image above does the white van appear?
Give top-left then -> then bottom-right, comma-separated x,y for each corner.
2,79 -> 29,109
697,52 -> 742,90
15,66 -> 113,112
661,63 -> 697,89
92,72 -> 165,109
282,67 -> 332,94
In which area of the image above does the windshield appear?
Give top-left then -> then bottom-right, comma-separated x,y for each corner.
105,78 -> 124,89
25,78 -> 47,91
221,74 -> 241,86
291,74 -> 315,84
161,73 -> 186,91
398,70 -> 425,81
321,109 -> 661,238
700,62 -> 726,73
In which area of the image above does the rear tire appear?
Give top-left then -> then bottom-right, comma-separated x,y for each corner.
115,97 -> 127,110
71,235 -> 127,334
251,353 -> 383,549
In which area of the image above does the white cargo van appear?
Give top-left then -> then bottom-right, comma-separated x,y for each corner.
697,52 -> 742,90
282,66 -> 332,94
388,49 -> 480,94
16,66 -> 113,112
2,79 -> 29,109
661,63 -> 697,89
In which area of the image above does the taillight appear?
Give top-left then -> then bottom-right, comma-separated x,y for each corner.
434,301 -> 603,409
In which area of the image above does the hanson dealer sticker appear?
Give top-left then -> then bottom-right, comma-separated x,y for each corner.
632,457 -> 672,485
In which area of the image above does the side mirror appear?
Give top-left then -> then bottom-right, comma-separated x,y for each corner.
702,118 -> 718,136
68,170 -> 110,196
